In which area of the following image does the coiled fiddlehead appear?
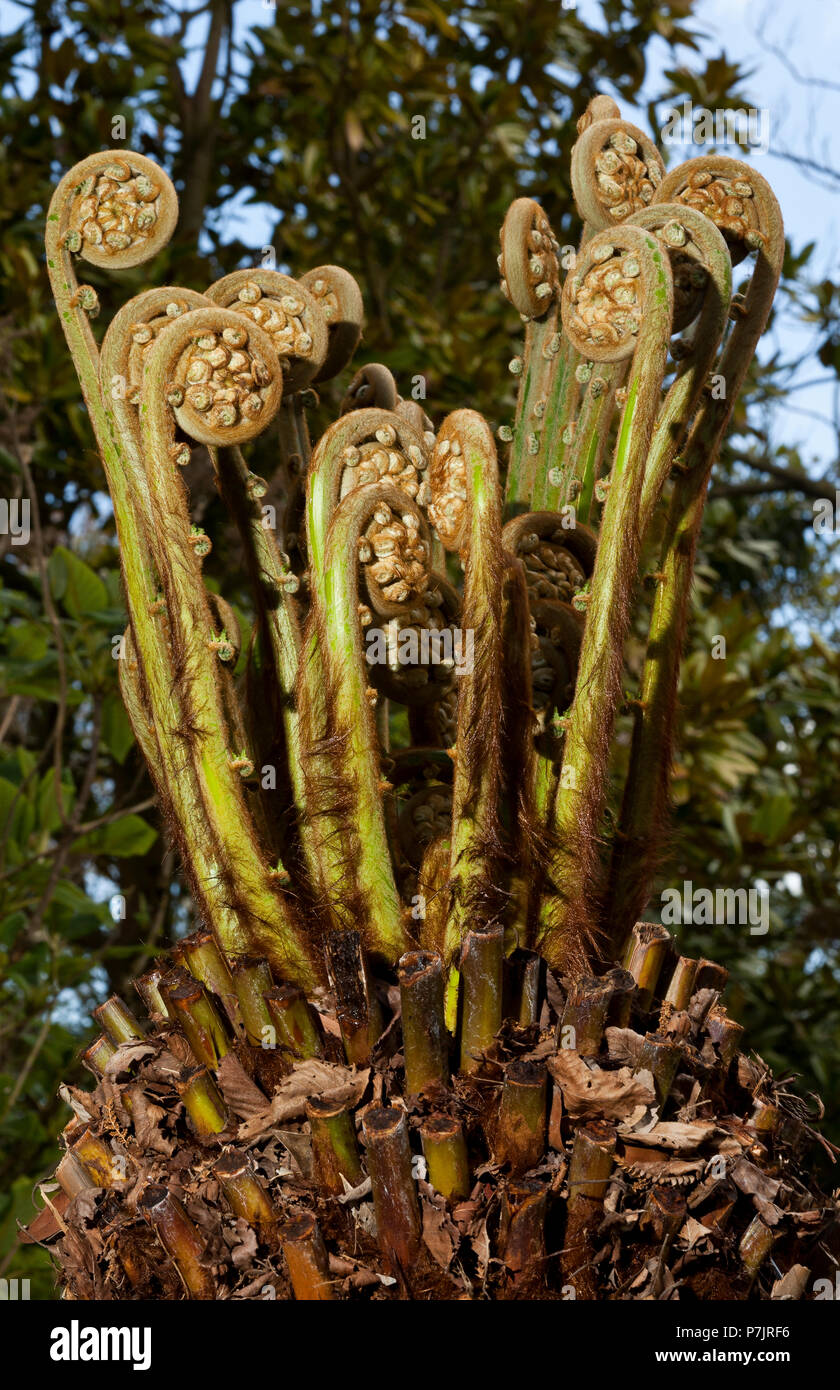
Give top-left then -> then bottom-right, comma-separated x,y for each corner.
299,475 -> 431,961
204,269 -> 329,393
299,265 -> 365,383
537,225 -> 674,972
429,411 -> 508,951
500,197 -> 563,517
48,153 -> 320,986
135,306 -> 315,984
605,161 -> 784,953
533,98 -> 666,515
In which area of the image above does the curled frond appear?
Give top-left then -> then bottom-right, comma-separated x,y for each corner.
340,363 -> 400,414
499,197 -> 562,319
205,269 -> 328,392
539,226 -> 674,972
570,117 -> 664,230
606,162 -> 784,955
299,265 -> 364,381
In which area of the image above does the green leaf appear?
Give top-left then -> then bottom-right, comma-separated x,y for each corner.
721,801 -> 742,855
101,694 -> 135,764
750,792 -> 794,843
72,813 -> 157,859
47,545 -> 107,620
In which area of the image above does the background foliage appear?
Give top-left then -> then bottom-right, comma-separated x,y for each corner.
1,0 -> 838,1296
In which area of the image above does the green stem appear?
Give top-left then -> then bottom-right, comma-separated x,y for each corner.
605,165 -> 783,953
539,227 -> 674,971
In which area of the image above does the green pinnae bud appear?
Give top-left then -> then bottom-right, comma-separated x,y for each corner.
64,229 -> 82,253
527,433 -> 539,455
167,383 -> 185,407
103,160 -> 131,181
229,750 -> 254,779
211,630 -> 235,663
76,285 -> 99,317
663,220 -> 687,247
509,357 -> 523,375
190,527 -> 212,558
246,472 -> 268,499
497,425 -> 513,442
575,362 -> 593,384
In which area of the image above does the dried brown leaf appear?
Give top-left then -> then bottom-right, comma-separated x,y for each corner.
549,1051 -> 655,1122
217,1054 -> 268,1119
237,1060 -> 370,1140
126,1085 -> 176,1155
617,1120 -> 718,1152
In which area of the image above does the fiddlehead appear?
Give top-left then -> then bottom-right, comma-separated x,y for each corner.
502,511 -> 597,607
569,116 -> 664,231
605,161 -> 784,954
627,204 -> 732,535
299,265 -> 364,382
340,363 -> 400,414
429,410 -> 507,946
132,304 -> 316,985
306,407 -> 430,575
299,477 -> 431,961
364,574 -> 462,710
299,407 -> 432,940
204,269 -> 328,393
59,154 -> 178,268
537,225 -> 674,973
48,156 -> 309,975
45,151 -> 179,447
499,198 -> 563,519
533,99 -> 666,513
657,160 -> 768,264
